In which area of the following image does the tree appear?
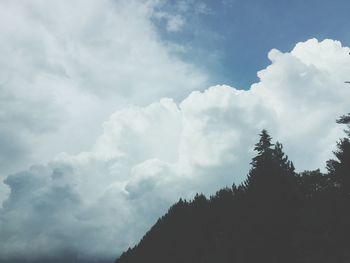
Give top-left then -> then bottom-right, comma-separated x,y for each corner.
244,129 -> 274,192
327,113 -> 350,194
297,169 -> 329,198
337,113 -> 350,125
251,129 -> 274,165
242,130 -> 298,263
273,141 -> 295,176
244,130 -> 296,197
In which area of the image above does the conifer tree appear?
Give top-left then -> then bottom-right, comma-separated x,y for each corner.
244,130 -> 296,197
327,113 -> 350,194
241,130 -> 298,263
244,129 -> 274,192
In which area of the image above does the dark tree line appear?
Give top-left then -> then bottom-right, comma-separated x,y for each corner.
115,113 -> 350,263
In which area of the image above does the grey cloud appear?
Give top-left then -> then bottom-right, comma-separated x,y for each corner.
0,0 -> 207,203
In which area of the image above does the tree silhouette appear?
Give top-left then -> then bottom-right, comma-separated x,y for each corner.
327,113 -> 350,194
244,130 -> 296,202
115,123 -> 350,263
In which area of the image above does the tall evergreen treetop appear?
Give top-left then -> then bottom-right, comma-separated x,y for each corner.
244,130 -> 297,202
250,129 -> 274,168
253,129 -> 274,154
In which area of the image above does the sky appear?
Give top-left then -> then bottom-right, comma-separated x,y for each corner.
0,0 -> 350,262
155,0 -> 350,88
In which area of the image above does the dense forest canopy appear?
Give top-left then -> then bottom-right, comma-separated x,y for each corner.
115,113 -> 350,263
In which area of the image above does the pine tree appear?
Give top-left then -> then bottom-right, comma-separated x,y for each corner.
241,130 -> 298,263
251,129 -> 274,166
320,113 -> 350,262
327,113 -> 350,194
244,130 -> 296,196
244,129 -> 274,192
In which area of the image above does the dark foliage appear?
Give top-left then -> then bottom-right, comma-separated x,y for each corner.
115,116 -> 350,263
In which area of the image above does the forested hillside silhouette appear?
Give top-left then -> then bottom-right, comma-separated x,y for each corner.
115,113 -> 350,263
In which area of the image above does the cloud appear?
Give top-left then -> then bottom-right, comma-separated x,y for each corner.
1,35 -> 350,262
151,0 -> 210,33
166,15 -> 186,32
153,11 -> 186,32
0,0 -> 207,201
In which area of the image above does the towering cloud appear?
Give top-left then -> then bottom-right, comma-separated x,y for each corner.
0,0 -> 207,199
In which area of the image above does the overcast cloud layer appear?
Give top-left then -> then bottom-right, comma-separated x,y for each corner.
1,1 -> 350,263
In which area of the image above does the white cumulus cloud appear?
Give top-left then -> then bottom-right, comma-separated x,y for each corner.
0,0 -> 207,202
